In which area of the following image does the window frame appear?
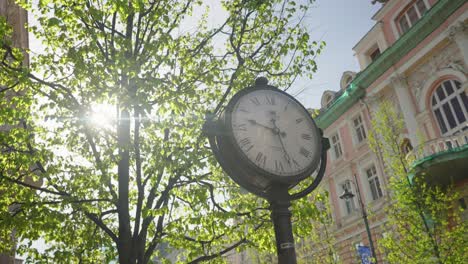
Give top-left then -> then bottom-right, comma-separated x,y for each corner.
351,114 -> 367,145
396,0 -> 430,35
325,94 -> 334,108
369,47 -> 381,62
431,79 -> 467,136
365,164 -> 384,201
330,132 -> 343,160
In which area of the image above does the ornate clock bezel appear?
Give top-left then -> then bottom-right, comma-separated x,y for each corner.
222,84 -> 322,184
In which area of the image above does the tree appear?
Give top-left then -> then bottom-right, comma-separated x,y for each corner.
0,0 -> 325,263
368,100 -> 467,264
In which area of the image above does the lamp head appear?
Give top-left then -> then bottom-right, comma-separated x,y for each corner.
339,188 -> 355,200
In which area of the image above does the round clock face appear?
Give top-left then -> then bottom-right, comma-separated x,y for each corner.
228,88 -> 321,178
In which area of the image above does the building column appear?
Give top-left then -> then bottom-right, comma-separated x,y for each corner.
391,75 -> 419,145
416,112 -> 435,140
448,21 -> 468,67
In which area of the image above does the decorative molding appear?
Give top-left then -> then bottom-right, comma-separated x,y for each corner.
389,73 -> 408,88
448,21 -> 467,41
445,60 -> 467,74
407,43 -> 463,100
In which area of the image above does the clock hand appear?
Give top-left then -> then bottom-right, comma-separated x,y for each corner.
247,119 -> 276,133
271,119 -> 291,165
277,131 -> 291,165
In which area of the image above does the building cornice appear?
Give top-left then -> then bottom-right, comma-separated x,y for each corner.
372,0 -> 401,21
352,22 -> 383,51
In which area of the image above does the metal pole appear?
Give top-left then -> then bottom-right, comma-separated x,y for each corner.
269,185 -> 297,264
353,174 -> 378,264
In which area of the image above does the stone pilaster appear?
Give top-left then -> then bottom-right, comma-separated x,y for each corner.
390,74 -> 419,145
448,21 -> 468,69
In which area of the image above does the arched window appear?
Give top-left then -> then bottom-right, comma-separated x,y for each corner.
325,95 -> 333,108
344,76 -> 352,87
431,80 -> 468,135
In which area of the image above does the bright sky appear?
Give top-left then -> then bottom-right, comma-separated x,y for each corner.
195,0 -> 383,110
291,0 -> 382,109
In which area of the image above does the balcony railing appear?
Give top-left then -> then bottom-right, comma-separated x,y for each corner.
407,130 -> 468,164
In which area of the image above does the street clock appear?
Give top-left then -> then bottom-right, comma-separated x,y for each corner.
203,77 -> 329,264
204,77 -> 328,199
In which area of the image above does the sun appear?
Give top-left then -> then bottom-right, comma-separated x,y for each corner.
89,103 -> 116,128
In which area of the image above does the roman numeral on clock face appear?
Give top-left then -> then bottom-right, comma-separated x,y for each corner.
292,159 -> 300,168
250,97 -> 261,106
301,133 -> 312,140
275,160 -> 284,172
296,118 -> 304,124
239,138 -> 251,148
299,147 -> 310,158
265,95 -> 275,105
255,152 -> 266,167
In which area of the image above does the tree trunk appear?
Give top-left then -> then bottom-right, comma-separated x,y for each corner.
118,110 -> 133,263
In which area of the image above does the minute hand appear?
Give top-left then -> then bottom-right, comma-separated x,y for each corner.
272,120 -> 291,165
278,133 -> 291,164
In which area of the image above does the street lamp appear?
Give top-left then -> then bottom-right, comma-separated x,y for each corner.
339,174 -> 378,264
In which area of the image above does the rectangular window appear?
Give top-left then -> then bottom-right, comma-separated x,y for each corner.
407,6 -> 419,25
366,165 -> 383,200
353,115 -> 367,143
399,16 -> 410,33
369,48 -> 381,62
397,0 -> 429,35
416,0 -> 428,15
340,181 -> 356,215
331,133 -> 343,159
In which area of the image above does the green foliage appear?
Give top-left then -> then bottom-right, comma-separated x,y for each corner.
0,0 -> 325,263
368,101 -> 468,264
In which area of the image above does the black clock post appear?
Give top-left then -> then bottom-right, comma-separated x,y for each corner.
269,184 -> 297,263
203,77 -> 329,264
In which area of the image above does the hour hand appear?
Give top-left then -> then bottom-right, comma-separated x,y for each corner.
247,119 -> 275,132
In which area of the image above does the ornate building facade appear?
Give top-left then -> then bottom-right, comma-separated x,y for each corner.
315,0 -> 467,263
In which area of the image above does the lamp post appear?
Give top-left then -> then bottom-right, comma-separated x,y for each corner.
339,174 -> 378,264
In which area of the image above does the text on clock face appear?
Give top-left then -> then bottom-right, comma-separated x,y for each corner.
231,89 -> 319,177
